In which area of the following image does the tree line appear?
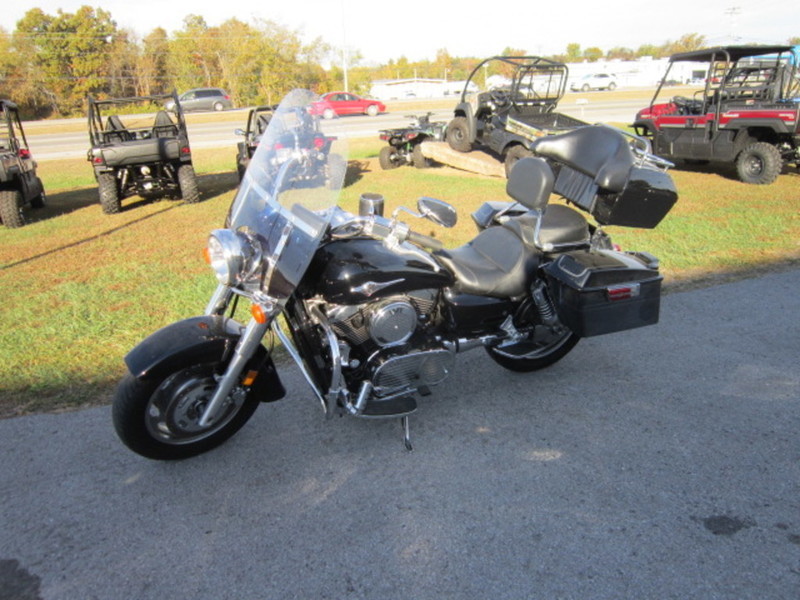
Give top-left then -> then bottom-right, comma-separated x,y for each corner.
1,6 -> 798,118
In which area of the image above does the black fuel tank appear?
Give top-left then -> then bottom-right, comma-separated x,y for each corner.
312,238 -> 455,304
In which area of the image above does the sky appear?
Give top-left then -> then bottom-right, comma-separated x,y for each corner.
2,0 -> 798,65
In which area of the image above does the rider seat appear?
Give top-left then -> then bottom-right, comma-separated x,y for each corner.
435,157 -> 589,298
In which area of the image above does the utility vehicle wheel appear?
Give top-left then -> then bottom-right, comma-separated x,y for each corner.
31,177 -> 46,209
0,189 -> 25,228
97,173 -> 121,214
446,117 -> 471,152
485,327 -> 579,373
178,164 -> 200,203
736,142 -> 782,184
412,143 -> 431,168
366,104 -> 379,116
327,153 -> 347,189
379,146 -> 400,170
213,102 -> 224,111
504,145 -> 533,177
112,361 -> 262,460
323,108 -> 335,120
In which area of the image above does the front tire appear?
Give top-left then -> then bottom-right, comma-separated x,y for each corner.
485,327 -> 579,372
446,117 -> 472,152
366,104 -> 379,116
735,142 -> 782,184
504,145 -> 533,177
112,361 -> 262,460
178,164 -> 200,203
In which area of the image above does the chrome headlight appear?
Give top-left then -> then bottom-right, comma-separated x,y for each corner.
206,229 -> 262,287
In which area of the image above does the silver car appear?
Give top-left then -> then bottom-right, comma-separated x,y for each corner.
169,88 -> 233,112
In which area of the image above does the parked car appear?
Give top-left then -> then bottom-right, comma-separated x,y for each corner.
309,92 -> 385,119
0,99 -> 46,228
570,73 -> 618,92
167,88 -> 233,112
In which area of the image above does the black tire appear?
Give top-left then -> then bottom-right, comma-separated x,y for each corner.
0,189 -> 25,228
327,153 -> 347,189
379,146 -> 400,170
30,177 -> 46,209
97,173 -> 120,215
607,82 -> 617,91
178,164 -> 200,203
446,116 -> 472,152
411,143 -> 431,168
366,104 -> 379,117
323,108 -> 335,120
735,142 -> 782,185
112,361 -> 262,460
504,145 -> 533,178
581,84 -> 590,92
485,327 -> 579,372
213,101 -> 224,111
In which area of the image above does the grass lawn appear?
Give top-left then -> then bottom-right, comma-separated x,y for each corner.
1,137 -> 799,417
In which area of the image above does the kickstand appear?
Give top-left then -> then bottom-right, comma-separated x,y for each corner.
401,416 -> 413,452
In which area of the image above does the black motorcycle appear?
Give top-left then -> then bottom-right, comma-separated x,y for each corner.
112,89 -> 678,459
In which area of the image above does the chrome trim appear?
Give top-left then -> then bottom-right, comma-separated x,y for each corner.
271,319 -> 329,414
351,278 -> 404,297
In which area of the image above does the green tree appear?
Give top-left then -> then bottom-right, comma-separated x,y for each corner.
14,6 -> 120,114
583,47 -> 603,62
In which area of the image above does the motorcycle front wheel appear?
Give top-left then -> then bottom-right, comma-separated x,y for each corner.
485,327 -> 579,373
112,361 -> 261,460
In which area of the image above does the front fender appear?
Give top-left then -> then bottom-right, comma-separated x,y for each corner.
124,315 -> 285,402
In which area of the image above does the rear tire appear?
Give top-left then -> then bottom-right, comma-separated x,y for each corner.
486,327 -> 579,372
411,143 -> 431,168
112,361 -> 261,460
379,146 -> 400,170
735,142 -> 782,184
446,117 -> 472,152
178,164 -> 200,203
0,189 -> 25,228
97,173 -> 121,214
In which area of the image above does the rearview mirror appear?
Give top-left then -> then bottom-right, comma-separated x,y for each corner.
417,197 -> 457,228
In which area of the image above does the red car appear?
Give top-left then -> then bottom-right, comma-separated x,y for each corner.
310,92 -> 385,119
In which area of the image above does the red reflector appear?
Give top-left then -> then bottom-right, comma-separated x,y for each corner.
405,133 -> 418,140
606,283 -> 640,301
313,136 -> 326,149
93,157 -> 104,164
180,146 -> 191,154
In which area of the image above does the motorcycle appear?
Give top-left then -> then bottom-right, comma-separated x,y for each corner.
112,89 -> 678,460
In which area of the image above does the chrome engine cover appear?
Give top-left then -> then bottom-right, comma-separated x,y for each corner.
372,348 -> 455,395
368,301 -> 417,346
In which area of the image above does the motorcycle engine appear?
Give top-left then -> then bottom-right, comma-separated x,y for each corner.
324,289 -> 454,396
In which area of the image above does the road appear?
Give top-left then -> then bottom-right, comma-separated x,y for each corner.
1,269 -> 799,599
24,96 -> 645,161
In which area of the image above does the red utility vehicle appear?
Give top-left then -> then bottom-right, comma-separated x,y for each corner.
633,45 -> 800,184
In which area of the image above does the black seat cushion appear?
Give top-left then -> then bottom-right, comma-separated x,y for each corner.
531,125 -> 634,192
434,226 -> 536,298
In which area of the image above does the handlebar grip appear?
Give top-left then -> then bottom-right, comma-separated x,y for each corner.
406,230 -> 443,251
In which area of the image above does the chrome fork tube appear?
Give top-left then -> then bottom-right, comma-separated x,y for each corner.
205,284 -> 233,316
198,317 -> 269,427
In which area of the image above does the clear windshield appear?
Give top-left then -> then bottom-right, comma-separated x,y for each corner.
227,89 -> 347,299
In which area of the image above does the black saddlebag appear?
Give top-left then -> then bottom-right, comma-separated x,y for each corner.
543,249 -> 662,337
554,163 -> 677,229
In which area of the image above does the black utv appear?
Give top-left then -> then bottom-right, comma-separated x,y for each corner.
447,56 -> 587,176
87,92 -> 199,214
0,100 -> 45,228
234,105 -> 275,181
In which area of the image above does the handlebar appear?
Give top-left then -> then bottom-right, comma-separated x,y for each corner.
406,230 -> 443,251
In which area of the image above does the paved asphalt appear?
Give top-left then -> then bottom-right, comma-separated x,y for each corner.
1,269 -> 799,600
